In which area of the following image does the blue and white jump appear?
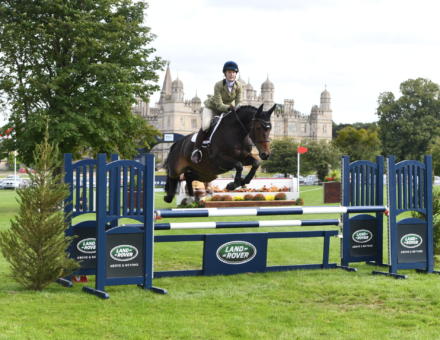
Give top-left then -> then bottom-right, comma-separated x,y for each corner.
61,153 -> 438,299
156,206 -> 387,218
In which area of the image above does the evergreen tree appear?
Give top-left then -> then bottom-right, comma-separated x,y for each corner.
0,132 -> 78,290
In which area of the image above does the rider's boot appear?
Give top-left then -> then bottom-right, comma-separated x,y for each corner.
191,128 -> 209,164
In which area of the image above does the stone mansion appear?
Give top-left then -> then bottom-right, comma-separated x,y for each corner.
133,64 -> 333,164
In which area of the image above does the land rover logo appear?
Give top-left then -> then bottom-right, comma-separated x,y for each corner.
216,241 -> 257,265
352,230 -> 373,244
77,238 -> 96,254
109,245 -> 139,262
400,234 -> 423,249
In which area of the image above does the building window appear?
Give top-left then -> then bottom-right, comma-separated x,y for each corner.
191,119 -> 197,129
288,122 -> 296,134
302,124 -> 307,133
180,117 -> 185,128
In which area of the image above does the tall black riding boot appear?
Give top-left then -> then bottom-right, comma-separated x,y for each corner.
191,128 -> 209,163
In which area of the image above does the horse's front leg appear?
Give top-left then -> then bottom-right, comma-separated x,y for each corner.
225,161 -> 243,191
241,156 -> 260,186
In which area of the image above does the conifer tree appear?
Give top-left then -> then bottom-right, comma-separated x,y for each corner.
0,132 -> 78,290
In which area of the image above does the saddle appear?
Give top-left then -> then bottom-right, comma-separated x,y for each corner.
191,113 -> 226,146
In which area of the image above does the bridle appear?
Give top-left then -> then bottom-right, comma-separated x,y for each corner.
232,109 -> 271,144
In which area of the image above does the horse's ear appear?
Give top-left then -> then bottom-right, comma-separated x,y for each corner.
256,104 -> 264,116
267,104 -> 277,117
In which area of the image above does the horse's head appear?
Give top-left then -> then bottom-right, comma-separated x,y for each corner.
249,104 -> 276,160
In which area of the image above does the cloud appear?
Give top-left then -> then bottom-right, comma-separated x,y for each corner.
147,0 -> 440,123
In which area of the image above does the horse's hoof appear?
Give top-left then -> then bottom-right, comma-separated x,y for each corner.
163,196 -> 173,203
226,182 -> 236,191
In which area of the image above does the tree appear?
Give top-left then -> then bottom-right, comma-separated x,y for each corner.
0,0 -> 163,165
261,139 -> 298,176
333,126 -> 381,161
377,78 -> 440,160
0,132 -> 78,290
301,140 -> 342,181
262,139 -> 342,181
428,137 -> 440,175
333,121 -> 378,139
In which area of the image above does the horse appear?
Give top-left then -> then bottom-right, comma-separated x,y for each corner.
163,104 -> 276,203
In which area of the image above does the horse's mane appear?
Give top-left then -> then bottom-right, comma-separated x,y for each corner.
237,105 -> 258,113
224,105 -> 257,122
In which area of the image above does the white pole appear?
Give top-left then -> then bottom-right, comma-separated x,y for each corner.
14,150 -> 17,190
297,151 -> 300,197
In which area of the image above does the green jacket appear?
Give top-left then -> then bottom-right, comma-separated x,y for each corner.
204,79 -> 243,115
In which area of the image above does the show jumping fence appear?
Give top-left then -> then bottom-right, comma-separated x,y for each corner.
60,153 -> 438,298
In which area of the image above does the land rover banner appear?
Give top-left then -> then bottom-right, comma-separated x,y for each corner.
107,232 -> 144,278
71,226 -> 96,270
349,215 -> 377,257
397,222 -> 427,264
203,233 -> 268,275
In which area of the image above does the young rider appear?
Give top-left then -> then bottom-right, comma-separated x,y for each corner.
190,61 -> 243,163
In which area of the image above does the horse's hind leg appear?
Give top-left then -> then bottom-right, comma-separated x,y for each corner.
164,176 -> 179,203
184,170 -> 196,202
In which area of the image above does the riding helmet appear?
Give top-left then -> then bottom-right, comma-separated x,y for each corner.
223,61 -> 239,73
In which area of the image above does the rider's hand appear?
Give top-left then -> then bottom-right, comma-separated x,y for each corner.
229,104 -> 236,112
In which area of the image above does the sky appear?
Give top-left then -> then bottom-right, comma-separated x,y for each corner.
146,0 -> 440,124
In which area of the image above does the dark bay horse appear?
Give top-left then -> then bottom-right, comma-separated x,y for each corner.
164,104 -> 276,203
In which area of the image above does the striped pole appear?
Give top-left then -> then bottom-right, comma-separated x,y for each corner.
155,206 -> 387,218
154,219 -> 340,230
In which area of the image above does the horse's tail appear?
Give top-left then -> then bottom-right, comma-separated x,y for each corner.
163,141 -> 179,173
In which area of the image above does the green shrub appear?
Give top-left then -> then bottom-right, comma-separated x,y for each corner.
244,194 -> 255,201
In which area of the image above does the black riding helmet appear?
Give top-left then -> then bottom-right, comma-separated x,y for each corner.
223,61 -> 239,73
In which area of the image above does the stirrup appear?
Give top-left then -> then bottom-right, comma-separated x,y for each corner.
191,149 -> 202,163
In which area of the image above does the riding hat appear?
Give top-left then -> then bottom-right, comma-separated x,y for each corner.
222,61 -> 239,73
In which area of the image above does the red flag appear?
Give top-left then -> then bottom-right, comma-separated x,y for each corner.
297,146 -> 308,154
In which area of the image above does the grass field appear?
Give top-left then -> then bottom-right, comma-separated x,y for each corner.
1,187 -> 440,339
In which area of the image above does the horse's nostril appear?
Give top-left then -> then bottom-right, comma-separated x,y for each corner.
260,153 -> 269,160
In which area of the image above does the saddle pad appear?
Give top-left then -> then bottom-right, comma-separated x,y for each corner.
191,133 -> 197,143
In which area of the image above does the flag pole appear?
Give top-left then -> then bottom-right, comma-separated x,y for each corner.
297,151 -> 300,197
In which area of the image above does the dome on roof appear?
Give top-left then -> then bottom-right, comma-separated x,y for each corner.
172,78 -> 183,89
311,105 -> 319,113
238,76 -> 246,86
191,95 -> 201,103
320,89 -> 330,99
246,82 -> 254,90
261,76 -> 274,90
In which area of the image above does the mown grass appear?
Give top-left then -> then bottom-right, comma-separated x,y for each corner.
1,187 -> 440,339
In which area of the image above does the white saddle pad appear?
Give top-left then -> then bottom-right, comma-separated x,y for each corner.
191,133 -> 197,143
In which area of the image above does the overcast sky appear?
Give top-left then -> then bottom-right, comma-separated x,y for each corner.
147,0 -> 440,124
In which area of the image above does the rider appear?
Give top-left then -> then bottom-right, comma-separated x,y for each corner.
190,61 -> 243,164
